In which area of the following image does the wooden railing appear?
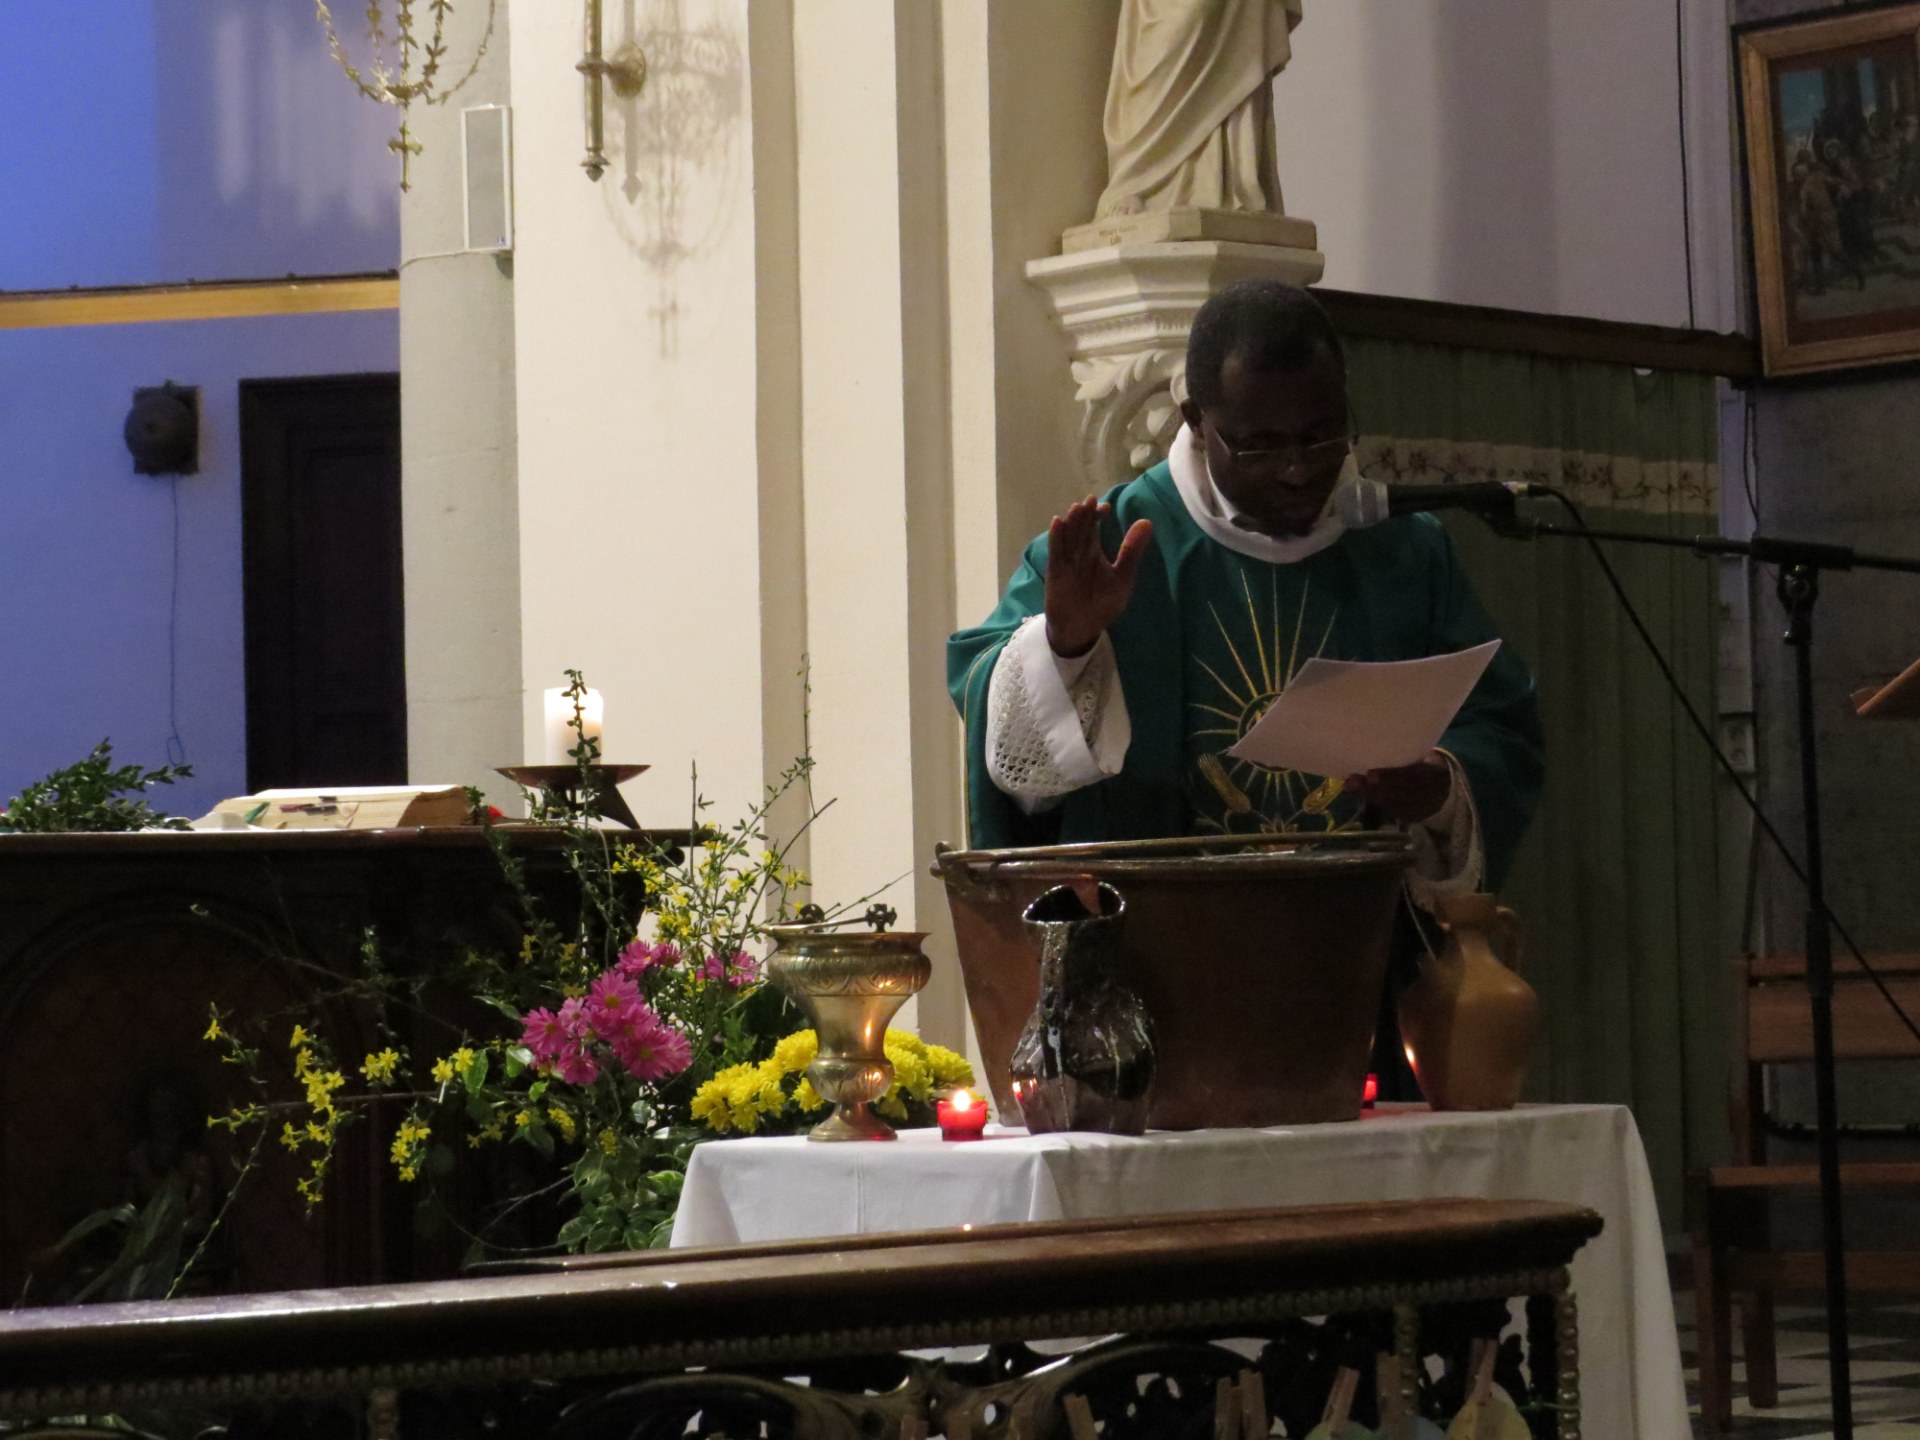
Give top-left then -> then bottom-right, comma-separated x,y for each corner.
0,1198 -> 1600,1440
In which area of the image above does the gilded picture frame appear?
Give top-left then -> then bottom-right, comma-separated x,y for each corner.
1739,4 -> 1920,376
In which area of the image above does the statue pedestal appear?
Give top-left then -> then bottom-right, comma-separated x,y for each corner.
1025,236 -> 1326,489
1061,207 -> 1318,255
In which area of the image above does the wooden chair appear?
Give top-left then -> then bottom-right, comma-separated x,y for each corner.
1688,953 -> 1920,1432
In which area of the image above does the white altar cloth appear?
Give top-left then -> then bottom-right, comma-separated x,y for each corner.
674,1102 -> 1687,1440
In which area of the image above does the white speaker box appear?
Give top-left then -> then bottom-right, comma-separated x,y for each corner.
462,104 -> 514,253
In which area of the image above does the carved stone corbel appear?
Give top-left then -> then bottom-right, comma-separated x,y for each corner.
1027,239 -> 1325,491
1071,347 -> 1189,491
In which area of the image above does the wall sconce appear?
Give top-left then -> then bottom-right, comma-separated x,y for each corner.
579,0 -> 647,180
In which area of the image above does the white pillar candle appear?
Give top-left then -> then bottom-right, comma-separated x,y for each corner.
543,687 -> 605,763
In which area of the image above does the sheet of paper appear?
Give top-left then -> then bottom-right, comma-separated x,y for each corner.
1225,640 -> 1501,779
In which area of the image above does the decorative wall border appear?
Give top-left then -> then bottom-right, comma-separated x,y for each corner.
0,273 -> 399,330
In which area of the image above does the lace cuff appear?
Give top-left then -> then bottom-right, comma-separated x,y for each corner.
984,616 -> 1131,813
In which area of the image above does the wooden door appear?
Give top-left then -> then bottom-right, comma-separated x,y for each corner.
241,374 -> 406,791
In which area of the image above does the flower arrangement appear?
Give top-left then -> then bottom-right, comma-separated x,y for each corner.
691,1028 -> 974,1136
202,672 -> 968,1257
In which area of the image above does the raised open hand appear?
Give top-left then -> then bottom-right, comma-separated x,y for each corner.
1043,497 -> 1154,658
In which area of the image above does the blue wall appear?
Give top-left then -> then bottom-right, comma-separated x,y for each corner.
0,0 -> 400,289
1,1 -> 401,820
0,315 -> 400,820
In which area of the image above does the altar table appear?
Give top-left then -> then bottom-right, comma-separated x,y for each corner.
675,1101 -> 1689,1440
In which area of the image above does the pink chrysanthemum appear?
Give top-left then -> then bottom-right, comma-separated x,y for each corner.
557,995 -> 593,1041
585,972 -> 642,1029
615,939 -> 679,977
553,1040 -> 600,1087
698,949 -> 760,988
613,1015 -> 694,1081
520,1006 -> 568,1065
596,998 -> 664,1053
725,949 -> 762,988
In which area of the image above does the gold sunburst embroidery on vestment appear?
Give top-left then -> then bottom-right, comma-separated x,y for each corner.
1189,569 -> 1355,835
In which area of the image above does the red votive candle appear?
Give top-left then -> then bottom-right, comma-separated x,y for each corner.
937,1088 -> 988,1141
1362,1073 -> 1379,1109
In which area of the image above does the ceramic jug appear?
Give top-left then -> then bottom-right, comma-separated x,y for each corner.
1398,893 -> 1537,1112
1008,880 -> 1155,1135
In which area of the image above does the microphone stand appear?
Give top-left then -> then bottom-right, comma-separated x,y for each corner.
1486,499 -> 1920,1440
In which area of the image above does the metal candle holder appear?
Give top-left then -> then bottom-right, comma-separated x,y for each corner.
496,764 -> 648,828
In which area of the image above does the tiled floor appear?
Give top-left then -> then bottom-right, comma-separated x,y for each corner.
1677,1294 -> 1920,1439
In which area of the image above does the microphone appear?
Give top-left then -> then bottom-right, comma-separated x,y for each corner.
1337,477 -> 1541,531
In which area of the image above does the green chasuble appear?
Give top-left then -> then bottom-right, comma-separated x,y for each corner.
947,462 -> 1544,887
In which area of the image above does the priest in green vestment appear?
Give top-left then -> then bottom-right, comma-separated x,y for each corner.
947,281 -> 1542,901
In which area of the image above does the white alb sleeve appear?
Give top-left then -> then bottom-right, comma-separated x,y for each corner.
984,616 -> 1132,814
1404,749 -> 1485,907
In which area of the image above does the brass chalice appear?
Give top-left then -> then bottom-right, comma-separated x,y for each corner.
765,907 -> 931,1142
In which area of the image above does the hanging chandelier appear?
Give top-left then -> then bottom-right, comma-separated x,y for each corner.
314,0 -> 498,189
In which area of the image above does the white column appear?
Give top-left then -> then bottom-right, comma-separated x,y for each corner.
400,1 -> 520,796
508,0 -> 781,825
791,0 -> 947,1030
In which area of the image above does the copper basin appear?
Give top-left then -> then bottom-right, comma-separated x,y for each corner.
935,833 -> 1413,1129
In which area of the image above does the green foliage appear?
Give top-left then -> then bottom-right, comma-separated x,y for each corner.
0,740 -> 192,832
29,1174 -> 198,1306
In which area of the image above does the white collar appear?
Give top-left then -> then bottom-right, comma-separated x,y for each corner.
1167,422 -> 1358,565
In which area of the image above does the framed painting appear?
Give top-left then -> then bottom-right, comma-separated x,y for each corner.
1739,4 -> 1920,376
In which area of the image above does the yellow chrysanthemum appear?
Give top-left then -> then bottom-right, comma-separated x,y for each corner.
749,1061 -> 789,1116
793,1077 -> 826,1113
690,1062 -> 776,1135
690,1080 -> 731,1132
884,1041 -> 930,1101
925,1043 -> 976,1092
770,1029 -> 817,1076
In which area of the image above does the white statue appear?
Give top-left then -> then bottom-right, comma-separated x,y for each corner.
1096,0 -> 1303,219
